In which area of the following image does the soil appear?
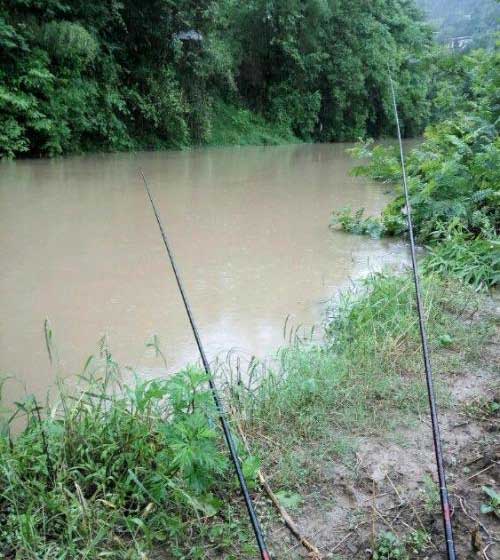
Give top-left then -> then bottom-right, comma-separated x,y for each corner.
266,304 -> 499,559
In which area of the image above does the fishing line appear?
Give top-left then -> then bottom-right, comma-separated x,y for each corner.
388,68 -> 457,560
140,171 -> 271,560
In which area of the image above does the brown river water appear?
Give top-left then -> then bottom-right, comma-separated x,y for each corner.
0,143 -> 407,404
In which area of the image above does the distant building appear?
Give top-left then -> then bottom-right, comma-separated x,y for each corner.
173,30 -> 203,42
447,36 -> 473,51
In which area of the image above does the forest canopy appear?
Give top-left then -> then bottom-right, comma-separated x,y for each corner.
0,0 -> 435,158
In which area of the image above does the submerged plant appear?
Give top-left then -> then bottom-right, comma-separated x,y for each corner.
330,207 -> 388,239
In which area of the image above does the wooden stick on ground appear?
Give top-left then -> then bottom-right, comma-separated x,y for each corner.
231,411 -> 323,559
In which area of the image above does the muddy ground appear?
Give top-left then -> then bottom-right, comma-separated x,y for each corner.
265,303 -> 499,559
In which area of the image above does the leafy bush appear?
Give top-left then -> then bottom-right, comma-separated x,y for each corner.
0,355 -> 257,558
338,47 -> 499,288
349,140 -> 402,183
39,21 -> 99,68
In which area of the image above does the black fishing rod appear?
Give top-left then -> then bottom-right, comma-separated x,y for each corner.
140,172 -> 271,560
388,69 -> 457,560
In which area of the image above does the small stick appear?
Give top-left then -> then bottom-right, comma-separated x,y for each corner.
330,532 -> 353,554
232,411 -> 323,559
465,464 -> 494,482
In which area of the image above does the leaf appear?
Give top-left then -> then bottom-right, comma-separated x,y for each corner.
242,455 -> 261,483
438,334 -> 453,347
480,503 -> 493,514
482,486 -> 500,504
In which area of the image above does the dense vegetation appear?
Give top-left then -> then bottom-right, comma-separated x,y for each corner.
0,0 -> 435,158
1,2 -> 498,558
0,357 -> 262,558
1,273 -> 491,558
332,46 -> 499,289
416,0 -> 500,49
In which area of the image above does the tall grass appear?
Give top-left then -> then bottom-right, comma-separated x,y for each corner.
0,350 -> 258,559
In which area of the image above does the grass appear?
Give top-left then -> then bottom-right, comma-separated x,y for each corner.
0,270 -> 493,558
227,271 -> 491,491
206,101 -> 298,147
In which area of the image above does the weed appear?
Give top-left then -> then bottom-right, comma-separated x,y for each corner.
463,396 -> 500,421
373,531 -> 408,559
422,474 -> 440,514
405,529 -> 431,555
0,354 -> 257,558
424,235 -> 500,290
480,486 -> 500,517
372,528 -> 430,559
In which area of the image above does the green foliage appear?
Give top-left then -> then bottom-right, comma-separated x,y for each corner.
480,486 -> 500,517
0,0 -> 434,158
232,270 -> 487,492
405,529 -> 431,555
339,47 -> 499,288
372,528 -> 430,559
39,21 -> 99,68
207,100 -> 296,147
330,207 -> 393,239
373,531 -> 408,560
424,236 -> 499,290
462,396 -> 500,420
422,474 -> 440,513
0,355 -> 257,558
349,140 -> 402,183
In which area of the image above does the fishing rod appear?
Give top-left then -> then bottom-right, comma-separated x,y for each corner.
387,69 -> 457,560
140,172 -> 271,560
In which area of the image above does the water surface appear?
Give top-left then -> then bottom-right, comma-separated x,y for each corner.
0,144 -> 406,402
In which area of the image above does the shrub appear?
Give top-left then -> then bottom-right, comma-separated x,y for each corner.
39,22 -> 99,69
0,357 -> 257,558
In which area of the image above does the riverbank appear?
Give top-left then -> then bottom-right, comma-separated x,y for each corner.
246,274 -> 499,559
1,270 -> 498,558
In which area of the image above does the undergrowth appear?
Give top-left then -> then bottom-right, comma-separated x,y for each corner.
0,267 -> 492,557
0,351 -> 259,559
206,101 -> 297,148
330,47 -> 499,290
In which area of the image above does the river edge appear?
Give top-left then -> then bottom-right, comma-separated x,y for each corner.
260,282 -> 499,560
1,268 -> 498,558
0,141 -> 410,406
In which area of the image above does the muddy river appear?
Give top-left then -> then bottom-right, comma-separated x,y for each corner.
0,143 -> 407,403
